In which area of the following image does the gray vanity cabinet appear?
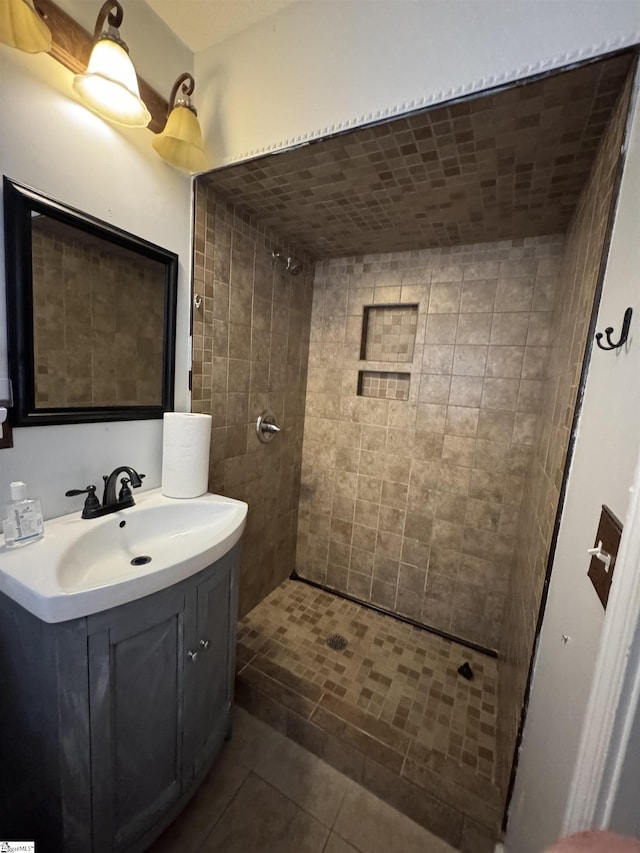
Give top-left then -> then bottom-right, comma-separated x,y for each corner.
187,564 -> 235,780
0,544 -> 239,853
87,586 -> 188,852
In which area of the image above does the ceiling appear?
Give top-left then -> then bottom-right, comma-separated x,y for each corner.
146,0 -> 299,53
200,52 -> 635,259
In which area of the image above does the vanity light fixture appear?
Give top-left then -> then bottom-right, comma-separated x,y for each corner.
152,73 -> 208,173
0,0 -> 52,53
72,0 -> 150,128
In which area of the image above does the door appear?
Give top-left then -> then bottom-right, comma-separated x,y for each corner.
88,585 -> 187,852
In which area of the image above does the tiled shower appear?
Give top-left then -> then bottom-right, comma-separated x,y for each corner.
298,237 -> 562,652
192,52 -> 636,850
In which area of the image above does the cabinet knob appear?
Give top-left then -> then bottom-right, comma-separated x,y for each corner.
187,650 -> 199,661
199,639 -> 210,649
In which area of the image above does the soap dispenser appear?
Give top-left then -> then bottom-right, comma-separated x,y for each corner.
3,481 -> 44,548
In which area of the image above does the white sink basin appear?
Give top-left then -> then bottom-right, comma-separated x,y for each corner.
0,489 -> 248,623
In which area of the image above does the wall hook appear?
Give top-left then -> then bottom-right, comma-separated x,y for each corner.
595,307 -> 632,351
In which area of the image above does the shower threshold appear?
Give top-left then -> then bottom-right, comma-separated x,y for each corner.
236,579 -> 503,852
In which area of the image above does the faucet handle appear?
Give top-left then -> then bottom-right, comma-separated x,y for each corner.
65,485 -> 101,516
118,477 -> 132,501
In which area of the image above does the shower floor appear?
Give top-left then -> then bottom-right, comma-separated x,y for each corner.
236,579 -> 503,852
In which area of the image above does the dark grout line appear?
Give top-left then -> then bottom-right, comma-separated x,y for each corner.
290,571 -> 498,658
195,765 -> 252,852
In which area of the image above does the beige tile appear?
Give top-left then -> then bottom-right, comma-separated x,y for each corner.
416,403 -> 447,433
485,346 -> 524,379
429,283 -> 462,314
481,378 -> 520,411
333,785 -> 458,853
473,440 -> 510,474
419,374 -> 452,405
526,311 -> 553,345
494,277 -> 535,312
200,773 -> 329,853
414,431 -> 446,460
442,435 -> 476,468
477,409 -> 515,443
355,500 -> 380,527
324,833 -> 361,853
149,745 -> 250,853
453,345 -> 488,377
253,732 -> 351,827
449,376 -> 483,408
426,314 -> 458,344
434,493 -> 468,523
401,537 -> 430,567
445,406 -> 479,437
460,280 -> 497,313
423,344 -> 455,374
350,548 -> 374,575
456,313 -> 492,345
489,313 -> 529,345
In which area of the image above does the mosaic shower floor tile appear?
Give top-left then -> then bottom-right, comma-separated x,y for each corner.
236,579 -> 503,843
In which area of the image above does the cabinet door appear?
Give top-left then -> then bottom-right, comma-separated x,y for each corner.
88,587 -> 187,853
190,552 -> 237,777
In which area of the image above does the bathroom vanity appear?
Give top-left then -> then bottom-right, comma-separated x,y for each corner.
0,490 -> 247,852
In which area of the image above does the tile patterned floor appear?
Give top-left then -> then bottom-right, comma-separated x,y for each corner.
150,707 -> 461,853
236,579 -> 502,850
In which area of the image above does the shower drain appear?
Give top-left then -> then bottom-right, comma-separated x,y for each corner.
326,633 -> 348,651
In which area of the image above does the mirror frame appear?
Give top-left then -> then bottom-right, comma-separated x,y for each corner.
3,176 -> 178,427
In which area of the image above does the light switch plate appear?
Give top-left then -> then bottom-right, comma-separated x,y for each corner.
588,505 -> 623,609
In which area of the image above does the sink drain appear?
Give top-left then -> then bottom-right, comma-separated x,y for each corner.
130,555 -> 152,566
326,633 -> 348,651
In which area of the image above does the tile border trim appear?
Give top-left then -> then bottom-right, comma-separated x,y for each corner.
217,39 -> 640,167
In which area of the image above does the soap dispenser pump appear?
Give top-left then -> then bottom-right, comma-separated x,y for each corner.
3,481 -> 44,548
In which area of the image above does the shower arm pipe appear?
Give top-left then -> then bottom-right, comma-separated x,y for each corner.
271,250 -> 303,276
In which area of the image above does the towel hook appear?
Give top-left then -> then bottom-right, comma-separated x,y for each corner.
595,307 -> 632,351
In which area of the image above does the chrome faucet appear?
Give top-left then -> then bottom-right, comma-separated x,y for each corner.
66,465 -> 145,519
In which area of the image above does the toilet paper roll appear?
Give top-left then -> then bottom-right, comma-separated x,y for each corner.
161,412 -> 212,498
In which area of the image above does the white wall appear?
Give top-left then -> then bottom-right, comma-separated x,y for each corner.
195,0 -> 640,166
0,1 -> 193,520
504,79 -> 640,852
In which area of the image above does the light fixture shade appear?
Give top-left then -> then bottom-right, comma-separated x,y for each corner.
72,37 -> 150,127
0,0 -> 52,53
152,105 -> 208,173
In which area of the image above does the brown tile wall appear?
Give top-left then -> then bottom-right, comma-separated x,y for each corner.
202,54 -> 634,258
192,186 -> 314,617
496,75 -> 634,792
296,237 -> 563,650
32,225 -> 164,406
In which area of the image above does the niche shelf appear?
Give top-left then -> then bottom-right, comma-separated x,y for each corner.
358,370 -> 410,401
360,304 -> 419,363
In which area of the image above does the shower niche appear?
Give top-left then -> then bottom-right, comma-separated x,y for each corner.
360,304 -> 419,362
357,303 -> 418,401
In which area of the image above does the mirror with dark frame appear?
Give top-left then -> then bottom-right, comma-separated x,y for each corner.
3,177 -> 178,427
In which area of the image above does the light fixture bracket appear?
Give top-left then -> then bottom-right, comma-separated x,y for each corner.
170,72 -> 198,116
94,0 -> 123,39
93,0 -> 128,51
